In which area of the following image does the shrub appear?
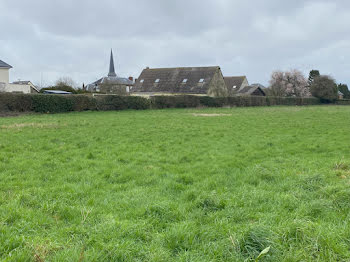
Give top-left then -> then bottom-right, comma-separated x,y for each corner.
31,95 -> 75,113
310,75 -> 338,103
150,96 -> 201,109
199,96 -> 221,107
336,99 -> 350,106
96,96 -> 150,111
0,93 -> 33,112
70,96 -> 96,111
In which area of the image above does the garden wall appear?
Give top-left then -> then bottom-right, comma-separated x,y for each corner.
0,93 -> 348,114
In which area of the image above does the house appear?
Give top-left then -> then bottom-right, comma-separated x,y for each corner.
224,76 -> 249,95
0,60 -> 12,84
223,76 -> 266,96
87,50 -> 133,94
12,81 -> 39,93
132,66 -> 228,97
338,91 -> 344,100
235,85 -> 266,96
0,59 -> 38,94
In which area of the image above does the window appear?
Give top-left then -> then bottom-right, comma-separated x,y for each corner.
199,78 -> 205,83
140,79 -> 144,83
155,79 -> 160,83
182,79 -> 188,83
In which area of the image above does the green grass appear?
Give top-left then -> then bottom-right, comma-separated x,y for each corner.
0,106 -> 350,261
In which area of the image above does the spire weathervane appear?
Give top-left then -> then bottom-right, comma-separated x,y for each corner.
108,49 -> 117,77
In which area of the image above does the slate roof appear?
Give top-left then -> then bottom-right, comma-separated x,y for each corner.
224,76 -> 246,89
93,76 -> 133,86
132,66 -> 220,94
0,60 -> 12,69
236,85 -> 266,96
250,83 -> 267,89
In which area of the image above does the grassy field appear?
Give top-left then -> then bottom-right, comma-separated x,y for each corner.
0,106 -> 350,261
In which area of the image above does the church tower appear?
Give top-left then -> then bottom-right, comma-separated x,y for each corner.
108,49 -> 117,77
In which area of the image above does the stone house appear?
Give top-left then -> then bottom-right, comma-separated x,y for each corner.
224,76 -> 249,95
132,66 -> 228,97
224,76 -> 265,96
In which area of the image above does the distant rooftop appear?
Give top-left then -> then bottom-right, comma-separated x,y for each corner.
0,60 -> 12,69
43,90 -> 72,95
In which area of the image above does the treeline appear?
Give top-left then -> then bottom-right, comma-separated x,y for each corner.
266,69 -> 349,102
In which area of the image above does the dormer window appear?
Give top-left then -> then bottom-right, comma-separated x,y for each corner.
182,79 -> 188,83
233,85 -> 237,89
155,79 -> 160,83
199,78 -> 205,83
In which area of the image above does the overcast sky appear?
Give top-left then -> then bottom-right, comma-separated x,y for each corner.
1,0 -> 350,87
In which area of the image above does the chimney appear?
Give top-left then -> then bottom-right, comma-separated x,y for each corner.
146,66 -> 150,69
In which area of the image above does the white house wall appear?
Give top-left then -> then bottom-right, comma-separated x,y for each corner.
4,84 -> 31,94
0,68 -> 10,84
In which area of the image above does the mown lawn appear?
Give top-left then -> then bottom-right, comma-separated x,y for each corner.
0,106 -> 350,261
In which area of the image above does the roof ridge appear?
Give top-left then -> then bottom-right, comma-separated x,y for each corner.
224,76 -> 246,78
146,66 -> 220,70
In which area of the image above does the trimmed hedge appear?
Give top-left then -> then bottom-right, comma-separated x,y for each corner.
96,95 -> 151,111
150,96 -> 322,109
0,93 -> 33,112
0,94 -> 96,113
31,95 -> 96,113
336,99 -> 350,106
0,93 -> 349,114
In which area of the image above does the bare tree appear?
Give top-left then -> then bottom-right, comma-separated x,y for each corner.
55,76 -> 77,88
284,70 -> 309,97
268,71 -> 286,97
268,70 -> 309,97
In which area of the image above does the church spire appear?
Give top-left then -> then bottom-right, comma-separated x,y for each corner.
108,49 -> 117,77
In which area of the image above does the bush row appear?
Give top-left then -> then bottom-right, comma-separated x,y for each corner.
1,93 -> 349,114
0,94 -> 96,113
150,96 -> 322,108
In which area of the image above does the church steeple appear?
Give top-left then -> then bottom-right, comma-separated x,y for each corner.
108,49 -> 117,77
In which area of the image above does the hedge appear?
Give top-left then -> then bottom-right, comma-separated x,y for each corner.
95,95 -> 151,111
150,96 -> 322,109
0,93 -> 349,114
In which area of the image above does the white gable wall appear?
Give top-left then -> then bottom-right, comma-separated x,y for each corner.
0,68 -> 10,84
4,84 -> 31,94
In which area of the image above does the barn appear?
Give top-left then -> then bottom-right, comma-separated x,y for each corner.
132,66 -> 228,97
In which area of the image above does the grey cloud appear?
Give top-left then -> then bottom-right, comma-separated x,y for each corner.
1,0 -> 350,87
